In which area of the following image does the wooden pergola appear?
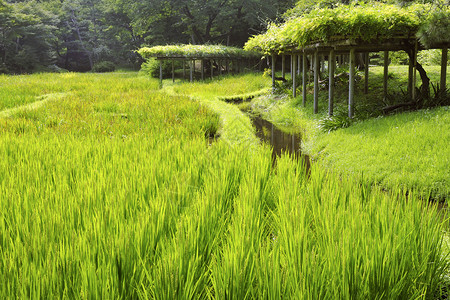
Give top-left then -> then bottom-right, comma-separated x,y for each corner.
154,56 -> 261,84
270,36 -> 449,118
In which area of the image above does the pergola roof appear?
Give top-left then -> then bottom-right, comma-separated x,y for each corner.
138,44 -> 261,61
244,3 -> 450,55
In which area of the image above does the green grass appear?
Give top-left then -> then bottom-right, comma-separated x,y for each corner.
251,65 -> 450,199
0,71 -> 448,298
310,107 -> 450,200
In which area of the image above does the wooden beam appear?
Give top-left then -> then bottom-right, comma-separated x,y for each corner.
302,53 -> 307,107
383,51 -> 389,100
329,49 -> 335,116
364,53 -> 369,94
441,47 -> 448,90
349,48 -> 355,118
292,54 -> 297,98
314,51 -> 319,114
281,54 -> 285,79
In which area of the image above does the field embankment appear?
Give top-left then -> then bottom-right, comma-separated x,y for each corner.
0,72 -> 448,298
251,65 -> 450,200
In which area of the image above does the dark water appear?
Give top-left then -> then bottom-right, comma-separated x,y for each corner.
249,114 -> 310,169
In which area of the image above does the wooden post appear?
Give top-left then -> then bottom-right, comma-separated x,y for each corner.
292,54 -> 297,98
171,60 -> 175,83
302,52 -> 307,107
408,51 -> 414,99
272,53 -> 276,91
291,54 -> 295,79
329,50 -> 335,116
313,51 -> 319,114
412,40 -> 418,101
441,47 -> 448,90
320,55 -> 325,73
159,59 -> 163,87
190,60 -> 193,82
210,59 -> 213,79
183,60 -> 186,79
364,53 -> 369,94
383,51 -> 389,101
201,59 -> 204,80
349,48 -> 355,118
281,54 -> 286,79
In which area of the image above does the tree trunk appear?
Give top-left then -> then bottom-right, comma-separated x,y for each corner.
406,48 -> 429,101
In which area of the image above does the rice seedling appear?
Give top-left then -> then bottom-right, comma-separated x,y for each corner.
0,72 -> 448,298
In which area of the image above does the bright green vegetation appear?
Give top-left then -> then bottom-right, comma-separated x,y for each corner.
245,2 -> 450,53
1,72 -> 449,298
250,65 -> 449,199
164,74 -> 271,146
138,44 -> 261,59
311,107 -> 450,199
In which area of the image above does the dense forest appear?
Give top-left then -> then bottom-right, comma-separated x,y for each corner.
0,0 -> 445,74
0,0 -> 295,73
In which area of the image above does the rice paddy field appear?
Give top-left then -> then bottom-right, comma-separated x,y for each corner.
0,72 -> 449,298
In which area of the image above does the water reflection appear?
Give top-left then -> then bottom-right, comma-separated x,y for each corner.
249,114 -> 310,171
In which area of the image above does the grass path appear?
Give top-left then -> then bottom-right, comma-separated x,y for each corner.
161,78 -> 265,147
0,93 -> 69,118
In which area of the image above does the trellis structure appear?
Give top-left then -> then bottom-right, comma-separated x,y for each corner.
268,37 -> 448,118
245,3 -> 450,118
138,45 -> 262,84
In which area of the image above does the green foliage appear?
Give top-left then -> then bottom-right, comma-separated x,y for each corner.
0,72 -> 449,298
138,44 -> 261,60
139,58 -> 183,78
92,61 -> 116,72
417,7 -> 450,48
245,2 -> 449,54
319,110 -> 353,132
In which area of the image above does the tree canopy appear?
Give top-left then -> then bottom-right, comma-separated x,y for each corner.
0,0 -> 294,73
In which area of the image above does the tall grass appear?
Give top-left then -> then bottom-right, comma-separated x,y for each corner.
0,72 -> 448,298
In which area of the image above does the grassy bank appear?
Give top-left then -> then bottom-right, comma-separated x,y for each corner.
251,65 -> 450,199
0,72 -> 448,298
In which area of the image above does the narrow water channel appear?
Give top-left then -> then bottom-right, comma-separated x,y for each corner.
248,114 -> 310,169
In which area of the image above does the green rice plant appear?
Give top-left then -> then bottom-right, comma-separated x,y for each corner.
0,72 -> 448,299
